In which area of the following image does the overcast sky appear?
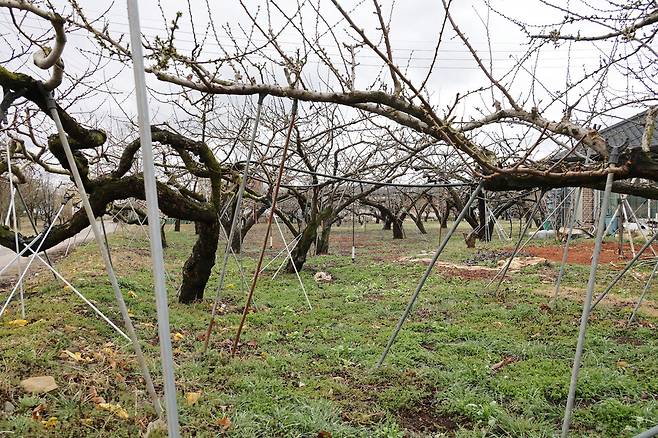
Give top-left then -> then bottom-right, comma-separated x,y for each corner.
0,0 -> 651,162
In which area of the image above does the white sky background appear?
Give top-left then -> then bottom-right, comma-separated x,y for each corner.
0,0 -> 655,168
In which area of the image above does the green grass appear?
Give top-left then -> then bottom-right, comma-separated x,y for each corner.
1,220 -> 657,437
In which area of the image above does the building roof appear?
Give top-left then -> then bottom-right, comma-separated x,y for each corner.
600,108 -> 658,150
549,108 -> 658,163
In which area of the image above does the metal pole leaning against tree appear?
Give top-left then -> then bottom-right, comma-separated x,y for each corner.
375,181 -> 484,369
44,91 -> 161,419
561,146 -> 621,438
231,99 -> 299,356
551,187 -> 582,307
126,0 -> 180,434
203,93 -> 266,354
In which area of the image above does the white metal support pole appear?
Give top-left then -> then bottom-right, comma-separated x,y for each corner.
624,197 -> 657,256
204,93 -> 265,352
552,187 -> 582,307
561,148 -> 620,437
126,1 -> 180,434
45,94 -> 161,419
4,188 -> 14,225
273,214 -> 311,309
0,201 -> 66,318
5,143 -> 24,317
376,182 -> 484,368
628,258 -> 658,325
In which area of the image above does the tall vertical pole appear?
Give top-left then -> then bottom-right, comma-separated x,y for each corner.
487,191 -> 545,295
561,148 -> 620,437
232,99 -> 298,356
203,94 -> 265,353
376,182 -> 484,368
126,1 -> 180,435
552,187 -> 581,307
628,258 -> 658,325
5,143 -> 24,317
45,96 -> 161,419
351,185 -> 356,263
14,185 -> 57,279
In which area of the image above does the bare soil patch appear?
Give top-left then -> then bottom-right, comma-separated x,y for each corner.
523,241 -> 654,265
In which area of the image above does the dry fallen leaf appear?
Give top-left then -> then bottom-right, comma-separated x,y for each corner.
89,386 -> 106,405
491,356 -> 519,374
185,392 -> 201,406
32,403 -> 47,420
172,332 -> 185,342
616,360 -> 629,369
41,416 -> 58,429
97,402 -> 129,420
6,319 -> 28,327
217,416 -> 231,431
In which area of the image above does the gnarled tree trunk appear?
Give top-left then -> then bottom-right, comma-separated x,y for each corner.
316,220 -> 332,255
179,220 -> 220,303
392,217 -> 404,239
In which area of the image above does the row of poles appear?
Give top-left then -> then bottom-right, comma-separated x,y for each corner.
1,5 -> 656,435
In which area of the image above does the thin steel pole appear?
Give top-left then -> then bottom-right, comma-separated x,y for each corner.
231,99 -> 299,356
624,197 -> 657,256
0,229 -> 55,277
273,214 -> 311,309
261,234 -> 302,275
485,188 -> 574,290
14,185 -> 57,279
3,191 -> 12,226
45,95 -> 161,418
351,185 -> 356,263
5,143 -> 24,317
0,201 -> 129,341
126,0 -> 179,432
487,191 -> 545,295
589,231 -> 658,311
375,182 -> 484,369
24,247 -> 131,341
628,257 -> 658,325
561,166 -> 617,437
633,423 -> 658,438
0,201 -> 67,318
203,94 -> 265,353
552,187 -> 582,307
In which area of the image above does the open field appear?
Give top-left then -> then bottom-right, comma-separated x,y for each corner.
1,220 -> 657,437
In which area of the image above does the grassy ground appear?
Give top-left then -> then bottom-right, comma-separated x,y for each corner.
1,220 -> 657,437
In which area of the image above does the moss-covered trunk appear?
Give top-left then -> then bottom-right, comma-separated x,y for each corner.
392,217 -> 404,239
179,220 -> 220,303
286,222 -> 318,273
316,221 -> 332,255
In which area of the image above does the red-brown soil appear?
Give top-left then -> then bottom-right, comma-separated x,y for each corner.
523,241 -> 654,265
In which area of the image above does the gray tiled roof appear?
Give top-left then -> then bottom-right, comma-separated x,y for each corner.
600,109 -> 658,150
549,109 -> 657,162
